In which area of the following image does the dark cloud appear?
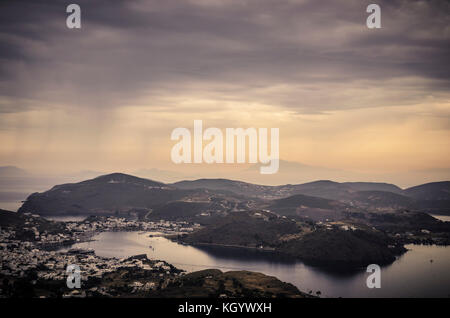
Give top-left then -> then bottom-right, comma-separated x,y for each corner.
0,0 -> 449,113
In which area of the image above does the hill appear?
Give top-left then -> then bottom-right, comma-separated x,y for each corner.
173,178 -> 404,200
16,172 -> 450,218
147,201 -> 213,223
17,173 -> 252,219
284,181 -> 401,200
173,178 -> 274,197
404,182 -> 450,215
278,228 -> 405,267
267,193 -> 348,221
404,181 -> 450,200
343,182 -> 403,193
0,209 -> 68,240
346,191 -> 415,209
177,210 -> 405,268
156,269 -> 311,298
270,193 -> 343,210
179,211 -> 301,247
18,173 -> 185,216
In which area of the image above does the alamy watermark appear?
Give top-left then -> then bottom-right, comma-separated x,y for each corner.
66,3 -> 380,30
366,264 -> 381,288
66,264 -> 81,289
170,120 -> 279,174
66,4 -> 81,29
366,4 -> 381,29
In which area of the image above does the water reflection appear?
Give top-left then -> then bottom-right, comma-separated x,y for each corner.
64,231 -> 450,298
429,214 -> 450,222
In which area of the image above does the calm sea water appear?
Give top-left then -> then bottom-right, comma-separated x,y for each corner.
430,214 -> 450,222
64,231 -> 450,298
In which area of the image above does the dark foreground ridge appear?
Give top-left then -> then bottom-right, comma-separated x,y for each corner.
153,269 -> 312,298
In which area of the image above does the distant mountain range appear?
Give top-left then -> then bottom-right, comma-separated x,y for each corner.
0,166 -> 29,178
16,172 -> 450,217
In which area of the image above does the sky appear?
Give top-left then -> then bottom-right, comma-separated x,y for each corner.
0,0 -> 449,187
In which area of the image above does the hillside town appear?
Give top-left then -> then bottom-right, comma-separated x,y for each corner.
2,213 -> 200,246
0,213 -> 200,297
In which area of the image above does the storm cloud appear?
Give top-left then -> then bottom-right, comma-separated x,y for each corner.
0,0 -> 449,185
0,0 -> 449,113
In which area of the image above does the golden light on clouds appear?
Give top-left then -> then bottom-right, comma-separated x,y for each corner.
1,97 -> 449,183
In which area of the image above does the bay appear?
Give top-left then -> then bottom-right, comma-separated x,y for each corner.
64,231 -> 450,298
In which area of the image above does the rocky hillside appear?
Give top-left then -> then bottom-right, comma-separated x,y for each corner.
177,210 -> 406,268
154,269 -> 312,298
18,173 -> 245,218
